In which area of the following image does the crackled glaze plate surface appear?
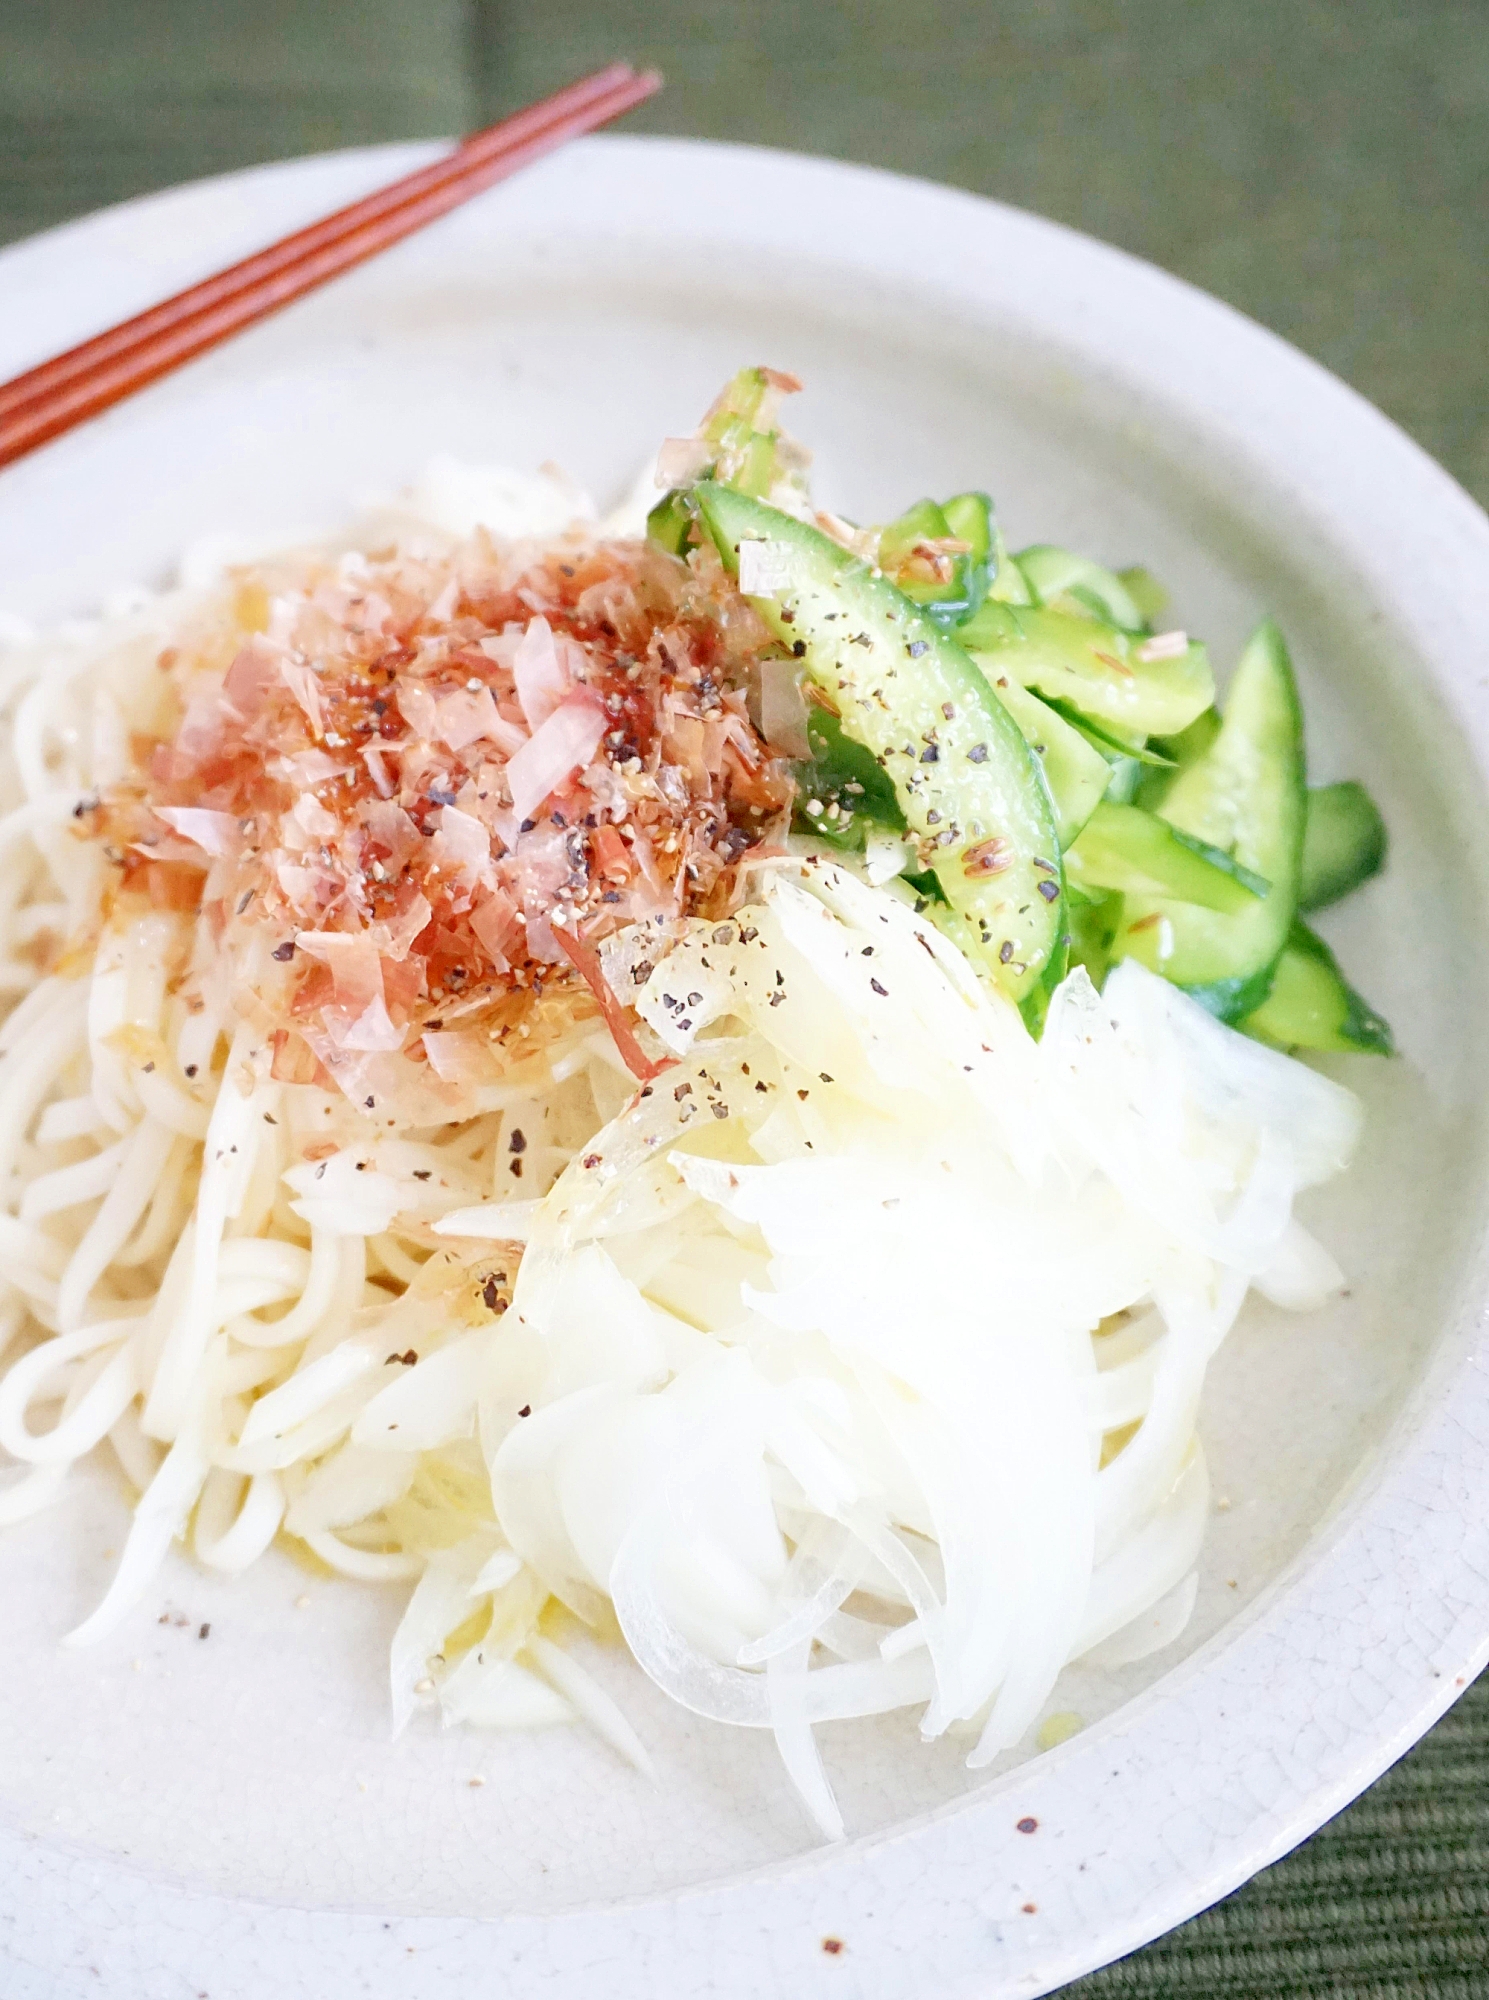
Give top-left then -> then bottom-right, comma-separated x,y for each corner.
1,136 -> 1488,2000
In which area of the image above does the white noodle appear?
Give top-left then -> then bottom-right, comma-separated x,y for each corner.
194,1466 -> 287,1572
57,1118 -> 176,1329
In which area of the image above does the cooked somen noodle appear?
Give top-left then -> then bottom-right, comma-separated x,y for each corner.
0,463 -> 1360,1838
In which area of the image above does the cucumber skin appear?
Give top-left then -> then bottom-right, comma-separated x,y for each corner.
1136,707 -> 1222,810
1120,620 -> 1306,1020
1299,781 -> 1388,912
795,706 -> 907,840
1242,922 -> 1394,1055
694,482 -> 1063,1004
1180,966 -> 1279,1023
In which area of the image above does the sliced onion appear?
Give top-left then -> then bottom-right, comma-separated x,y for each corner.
526,1634 -> 654,1776
65,1350 -> 217,1646
1254,1216 -> 1345,1309
769,1636 -> 844,1840
284,1445 -> 416,1535
611,1508 -> 936,1729
351,1330 -> 486,1452
441,1655 -> 572,1729
1081,1567 -> 1198,1669
390,1552 -> 485,1732
1075,1445 -> 1209,1659
758,657 -> 811,758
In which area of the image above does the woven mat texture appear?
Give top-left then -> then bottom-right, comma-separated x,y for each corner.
1,5 -> 1486,1993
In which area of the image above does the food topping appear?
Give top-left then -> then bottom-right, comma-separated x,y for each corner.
95,533 -> 794,1084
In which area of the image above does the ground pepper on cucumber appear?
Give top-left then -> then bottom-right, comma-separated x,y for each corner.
649,368 -> 1392,1055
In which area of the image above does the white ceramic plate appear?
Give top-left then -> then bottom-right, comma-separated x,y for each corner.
1,137 -> 1488,2000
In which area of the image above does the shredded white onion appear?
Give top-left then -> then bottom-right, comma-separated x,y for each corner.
758,656 -> 811,759
473,859 -> 1358,1827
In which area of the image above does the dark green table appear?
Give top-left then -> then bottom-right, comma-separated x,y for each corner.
3,5 -> 1486,1992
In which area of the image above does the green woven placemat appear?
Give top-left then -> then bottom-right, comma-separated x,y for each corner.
0,0 -> 473,245
1,5 -> 1486,1993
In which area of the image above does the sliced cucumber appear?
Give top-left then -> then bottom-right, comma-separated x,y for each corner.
694,481 -> 1063,1005
647,366 -> 805,554
962,603 -> 1214,741
1050,699 -> 1172,765
986,520 -> 1034,606
1117,565 -> 1170,628
877,493 -> 992,627
988,677 -> 1110,848
1117,620 -> 1305,1020
1067,888 -> 1124,987
1065,801 -> 1268,914
1134,705 -> 1221,812
1299,780 -> 1387,912
1015,545 -> 1146,633
1157,707 -> 1223,763
793,705 -> 907,845
1103,755 -> 1145,805
646,490 -> 694,558
1242,923 -> 1394,1055
943,492 -> 993,564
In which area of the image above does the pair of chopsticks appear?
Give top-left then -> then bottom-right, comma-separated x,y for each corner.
0,62 -> 660,474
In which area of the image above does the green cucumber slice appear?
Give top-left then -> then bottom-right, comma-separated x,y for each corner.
985,520 -> 1034,606
646,488 -> 694,558
1134,705 -> 1221,811
647,366 -> 806,553
942,492 -> 993,565
1048,699 -> 1173,765
793,705 -> 907,845
1103,755 -> 1145,805
877,493 -> 991,627
1067,888 -> 1124,987
1299,780 -> 1388,912
1157,708 -> 1223,764
1242,923 -> 1394,1055
1065,801 -> 1269,914
988,678 -> 1110,848
1015,545 -> 1146,633
694,481 -> 1063,1005
962,603 -> 1214,740
1117,619 -> 1306,1019
1117,565 -> 1170,628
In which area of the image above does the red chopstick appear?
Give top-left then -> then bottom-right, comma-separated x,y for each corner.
0,63 -> 660,473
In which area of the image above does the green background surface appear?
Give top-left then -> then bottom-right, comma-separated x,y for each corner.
2,4 -> 1486,1994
